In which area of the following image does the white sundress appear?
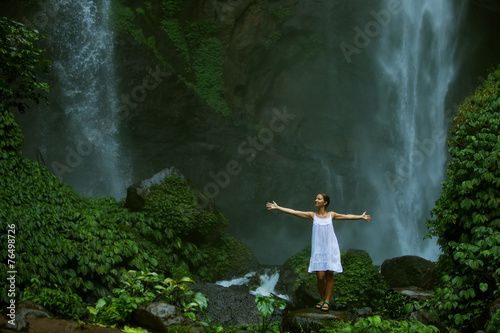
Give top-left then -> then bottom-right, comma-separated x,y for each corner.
308,213 -> 343,273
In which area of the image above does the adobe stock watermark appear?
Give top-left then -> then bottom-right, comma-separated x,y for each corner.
195,106 -> 296,208
51,64 -> 168,180
339,0 -> 402,64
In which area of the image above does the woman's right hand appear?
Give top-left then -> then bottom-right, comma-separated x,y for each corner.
266,201 -> 278,210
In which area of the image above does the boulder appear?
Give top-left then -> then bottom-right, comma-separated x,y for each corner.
133,302 -> 204,333
125,167 -> 181,211
381,255 -> 437,289
281,308 -> 348,333
409,310 -> 447,332
1,301 -> 51,331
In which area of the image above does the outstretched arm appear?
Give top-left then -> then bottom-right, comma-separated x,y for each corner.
266,201 -> 314,221
333,211 -> 371,222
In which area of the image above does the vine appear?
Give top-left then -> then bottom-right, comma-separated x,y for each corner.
426,67 -> 500,329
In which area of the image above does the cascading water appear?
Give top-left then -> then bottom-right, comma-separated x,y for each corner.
344,0 -> 468,262
12,0 -> 487,266
40,0 -> 129,199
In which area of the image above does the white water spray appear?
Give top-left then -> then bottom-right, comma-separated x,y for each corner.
48,0 -> 130,198
355,0 -> 468,261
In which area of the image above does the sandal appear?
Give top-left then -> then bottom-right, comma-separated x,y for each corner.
321,301 -> 330,312
315,299 -> 325,309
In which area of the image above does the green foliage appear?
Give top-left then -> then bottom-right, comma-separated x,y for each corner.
143,174 -> 227,246
485,308 -> 500,333
254,294 -> 286,333
426,67 -> 500,329
0,17 -> 50,113
0,105 -> 23,158
0,17 -> 49,158
283,245 -> 317,290
113,0 -> 230,115
22,279 -> 86,319
199,234 -> 257,281
334,251 -> 388,310
87,271 -> 160,326
1,155 -> 172,303
320,315 -> 439,333
381,291 -> 424,320
110,0 -> 166,65
155,276 -> 208,321
283,247 -> 387,310
161,3 -> 229,115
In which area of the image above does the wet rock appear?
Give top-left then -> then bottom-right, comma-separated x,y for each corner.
1,301 -> 51,332
134,302 -> 204,333
381,255 -> 437,289
281,308 -> 348,333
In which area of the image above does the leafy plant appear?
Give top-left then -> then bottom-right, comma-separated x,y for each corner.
322,315 -> 439,333
22,279 -> 86,319
254,294 -> 286,333
0,17 -> 50,113
87,270 -> 160,326
382,290 -> 424,320
333,251 -> 388,310
426,67 -> 500,329
155,276 -> 208,321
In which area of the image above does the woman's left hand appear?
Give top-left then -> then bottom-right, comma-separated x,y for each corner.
362,211 -> 371,222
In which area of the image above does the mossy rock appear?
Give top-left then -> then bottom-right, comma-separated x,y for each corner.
276,247 -> 388,310
200,235 -> 260,281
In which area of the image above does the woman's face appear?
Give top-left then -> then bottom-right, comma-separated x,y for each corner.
315,194 -> 326,207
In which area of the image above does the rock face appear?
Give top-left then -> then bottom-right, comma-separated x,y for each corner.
381,255 -> 437,290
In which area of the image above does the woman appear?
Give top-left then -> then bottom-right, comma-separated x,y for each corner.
266,193 -> 371,311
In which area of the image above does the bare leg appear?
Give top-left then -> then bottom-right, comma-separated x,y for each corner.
316,272 -> 326,309
324,271 -> 334,304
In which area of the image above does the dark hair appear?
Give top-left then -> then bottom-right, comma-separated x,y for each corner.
319,193 -> 330,209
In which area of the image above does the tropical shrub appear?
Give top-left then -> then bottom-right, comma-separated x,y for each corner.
283,247 -> 388,310
199,234 -> 259,281
426,67 -> 500,329
0,16 -> 50,113
0,105 -> 23,158
87,270 -> 161,326
22,280 -> 86,319
143,174 -> 228,246
334,250 -> 388,310
254,294 -> 286,333
382,290 -> 424,320
155,276 -> 208,321
320,315 -> 439,333
0,158 -> 156,303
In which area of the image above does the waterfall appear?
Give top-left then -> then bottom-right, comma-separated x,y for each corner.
347,0 -> 467,261
216,269 -> 289,300
42,0 -> 129,199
